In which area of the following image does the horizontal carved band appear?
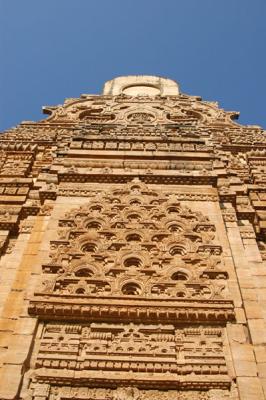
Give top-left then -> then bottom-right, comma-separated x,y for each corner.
58,173 -> 217,186
34,370 -> 231,391
29,298 -> 235,323
57,188 -> 218,201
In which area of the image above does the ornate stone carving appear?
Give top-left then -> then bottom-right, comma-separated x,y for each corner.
29,384 -> 239,400
127,112 -> 155,123
19,217 -> 35,233
32,321 -> 229,387
26,179 -> 235,394
7,75 -> 266,399
29,180 -> 233,324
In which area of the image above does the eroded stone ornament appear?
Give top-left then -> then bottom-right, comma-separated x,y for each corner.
2,76 -> 266,400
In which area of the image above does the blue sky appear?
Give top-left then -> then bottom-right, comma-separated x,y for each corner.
1,0 -> 266,131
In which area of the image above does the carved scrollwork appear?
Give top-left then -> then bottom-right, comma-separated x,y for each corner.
127,112 -> 155,123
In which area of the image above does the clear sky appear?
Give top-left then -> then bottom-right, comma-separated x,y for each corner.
0,0 -> 266,131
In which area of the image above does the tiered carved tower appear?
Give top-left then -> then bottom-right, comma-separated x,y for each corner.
0,76 -> 265,400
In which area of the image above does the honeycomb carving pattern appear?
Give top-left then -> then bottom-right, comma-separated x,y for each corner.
29,180 -> 234,323
27,180 -> 235,394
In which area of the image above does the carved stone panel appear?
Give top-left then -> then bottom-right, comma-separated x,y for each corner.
30,321 -> 230,391
29,180 -> 234,323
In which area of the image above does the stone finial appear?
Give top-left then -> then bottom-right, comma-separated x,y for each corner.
103,75 -> 180,96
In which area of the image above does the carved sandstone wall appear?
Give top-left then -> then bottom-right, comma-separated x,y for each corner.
0,76 -> 265,399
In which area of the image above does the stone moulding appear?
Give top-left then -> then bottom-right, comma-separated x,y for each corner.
57,187 -> 218,201
28,298 -> 235,323
33,373 -> 231,391
45,386 -> 236,400
57,172 -> 218,186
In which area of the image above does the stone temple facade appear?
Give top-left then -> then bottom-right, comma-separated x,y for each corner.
0,75 -> 266,400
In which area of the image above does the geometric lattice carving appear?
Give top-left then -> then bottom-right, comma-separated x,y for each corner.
29,179 -> 234,323
26,180 -> 236,395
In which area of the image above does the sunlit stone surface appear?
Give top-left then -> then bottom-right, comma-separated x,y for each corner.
0,76 -> 265,400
